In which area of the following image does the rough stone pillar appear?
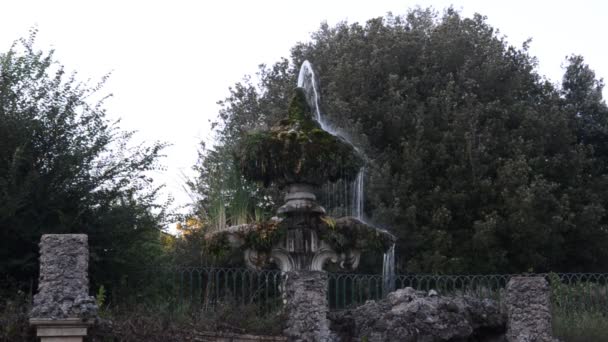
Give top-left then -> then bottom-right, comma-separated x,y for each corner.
283,270 -> 330,342
30,234 -> 97,342
505,276 -> 555,342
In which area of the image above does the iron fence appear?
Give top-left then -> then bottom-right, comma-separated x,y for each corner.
105,267 -> 283,312
103,268 -> 608,314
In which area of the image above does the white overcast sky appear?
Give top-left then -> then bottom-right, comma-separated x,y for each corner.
1,0 -> 607,215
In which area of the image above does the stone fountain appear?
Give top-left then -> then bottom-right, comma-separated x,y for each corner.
206,87 -> 394,341
198,67 -> 557,342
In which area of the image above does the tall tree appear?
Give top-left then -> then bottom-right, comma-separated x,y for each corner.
0,31 -> 169,290
194,8 -> 608,273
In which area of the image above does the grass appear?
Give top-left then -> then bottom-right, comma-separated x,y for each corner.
0,289 -> 284,342
0,292 -> 34,342
88,300 -> 285,341
549,272 -> 608,341
553,309 -> 608,342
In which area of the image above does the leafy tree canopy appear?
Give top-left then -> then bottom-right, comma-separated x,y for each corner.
0,30 -> 169,289
192,8 -> 608,274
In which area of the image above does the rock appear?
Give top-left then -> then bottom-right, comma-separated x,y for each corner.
329,287 -> 506,342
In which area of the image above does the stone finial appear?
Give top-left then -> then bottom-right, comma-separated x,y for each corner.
30,234 -> 97,342
505,276 -> 556,342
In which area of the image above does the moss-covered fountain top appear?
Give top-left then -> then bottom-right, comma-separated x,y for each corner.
237,87 -> 363,188
207,87 -> 394,272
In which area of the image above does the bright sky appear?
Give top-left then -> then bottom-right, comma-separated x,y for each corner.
1,0 -> 607,217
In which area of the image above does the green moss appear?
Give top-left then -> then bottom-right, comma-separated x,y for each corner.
236,88 -> 363,187
320,216 -> 336,230
204,233 -> 232,257
205,216 -> 394,259
287,88 -> 316,130
242,220 -> 284,252
317,216 -> 395,254
205,221 -> 285,256
278,215 -> 395,255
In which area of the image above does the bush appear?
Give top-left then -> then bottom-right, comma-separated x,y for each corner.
0,293 -> 34,342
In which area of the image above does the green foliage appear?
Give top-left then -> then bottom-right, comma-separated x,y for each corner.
241,221 -> 284,252
549,272 -> 608,341
318,217 -> 395,254
320,216 -> 336,229
96,285 -> 106,309
0,294 -> 34,341
203,8 -> 608,273
88,301 -> 284,340
204,220 -> 284,257
204,231 -> 232,257
188,143 -> 277,233
0,30 -> 169,290
553,310 -> 608,342
286,87 -> 318,130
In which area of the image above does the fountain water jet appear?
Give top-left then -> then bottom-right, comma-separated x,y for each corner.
297,60 -> 327,131
353,167 -> 365,220
298,61 -> 396,292
382,243 -> 396,296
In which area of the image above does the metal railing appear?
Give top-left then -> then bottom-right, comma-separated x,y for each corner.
328,273 -> 510,309
105,267 -> 283,312
103,268 -> 608,314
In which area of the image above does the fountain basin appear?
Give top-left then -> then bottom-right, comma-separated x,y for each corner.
235,88 -> 363,187
205,216 -> 395,272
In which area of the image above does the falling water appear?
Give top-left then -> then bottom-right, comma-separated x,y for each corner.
297,60 -> 326,131
297,60 -> 364,218
353,167 -> 365,220
298,61 -> 394,293
382,243 -> 396,296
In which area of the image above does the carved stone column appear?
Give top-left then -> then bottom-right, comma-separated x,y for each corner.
30,234 -> 97,342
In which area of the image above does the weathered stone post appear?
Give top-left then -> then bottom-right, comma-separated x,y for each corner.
30,234 -> 97,342
282,271 -> 330,341
505,276 -> 555,342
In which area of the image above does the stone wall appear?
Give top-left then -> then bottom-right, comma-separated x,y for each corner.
30,234 -> 97,320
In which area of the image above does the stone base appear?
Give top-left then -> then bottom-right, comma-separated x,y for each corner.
30,318 -> 90,342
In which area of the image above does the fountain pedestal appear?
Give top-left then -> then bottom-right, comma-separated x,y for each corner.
278,183 -> 325,215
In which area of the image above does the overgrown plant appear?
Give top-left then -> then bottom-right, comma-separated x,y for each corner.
188,143 -> 276,233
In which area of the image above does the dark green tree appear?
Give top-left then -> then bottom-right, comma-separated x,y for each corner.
194,8 -> 608,273
0,31 -> 169,290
